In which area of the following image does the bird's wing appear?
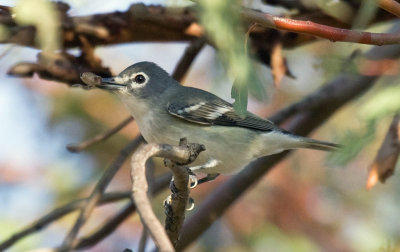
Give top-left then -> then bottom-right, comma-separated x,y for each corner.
167,94 -> 278,132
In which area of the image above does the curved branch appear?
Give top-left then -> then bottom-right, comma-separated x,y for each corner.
73,173 -> 171,250
131,141 -> 204,252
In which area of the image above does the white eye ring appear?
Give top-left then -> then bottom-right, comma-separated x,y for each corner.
131,72 -> 149,86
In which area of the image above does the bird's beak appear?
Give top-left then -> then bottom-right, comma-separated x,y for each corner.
97,77 -> 126,90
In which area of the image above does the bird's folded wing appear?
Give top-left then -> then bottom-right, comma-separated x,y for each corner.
167,100 -> 278,132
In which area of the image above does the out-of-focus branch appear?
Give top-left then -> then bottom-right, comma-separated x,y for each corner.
378,0 -> 400,18
0,3 -> 198,48
172,37 -> 206,82
8,49 -> 111,85
74,172 -> 172,250
60,136 -> 144,251
241,9 -> 400,45
0,192 -> 128,251
366,114 -> 400,189
67,116 -> 134,152
138,227 -> 148,252
131,140 -> 204,252
177,26 -> 400,250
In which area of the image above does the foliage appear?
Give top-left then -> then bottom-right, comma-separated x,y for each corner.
197,0 -> 264,116
13,0 -> 60,51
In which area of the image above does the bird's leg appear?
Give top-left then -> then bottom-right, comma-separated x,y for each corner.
188,158 -> 220,187
198,173 -> 220,184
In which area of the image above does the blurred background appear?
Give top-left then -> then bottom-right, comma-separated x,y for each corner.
1,0 -> 400,251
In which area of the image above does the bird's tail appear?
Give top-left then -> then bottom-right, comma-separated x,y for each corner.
297,137 -> 341,152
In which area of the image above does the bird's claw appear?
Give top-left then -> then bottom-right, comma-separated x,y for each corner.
163,195 -> 195,211
186,197 -> 195,211
188,174 -> 198,189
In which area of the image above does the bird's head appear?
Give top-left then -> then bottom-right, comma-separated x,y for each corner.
98,61 -> 179,99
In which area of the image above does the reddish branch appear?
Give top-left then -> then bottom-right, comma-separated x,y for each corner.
3,3 -> 400,85
378,0 -> 400,18
242,9 -> 400,45
1,3 -> 400,50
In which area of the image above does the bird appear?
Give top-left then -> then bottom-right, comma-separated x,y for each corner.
93,61 -> 339,182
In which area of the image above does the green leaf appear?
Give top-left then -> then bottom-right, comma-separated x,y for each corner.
231,79 -> 248,117
197,0 -> 266,114
13,0 -> 60,51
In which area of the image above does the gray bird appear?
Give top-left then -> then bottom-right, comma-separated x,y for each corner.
94,61 -> 339,181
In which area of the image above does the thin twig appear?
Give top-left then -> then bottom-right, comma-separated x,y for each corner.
172,37 -> 206,82
176,27 -> 400,251
138,226 -> 148,252
74,173 -> 172,250
0,192 -> 129,251
0,171 -> 171,251
131,141 -> 204,252
66,116 -> 134,153
60,135 -> 144,251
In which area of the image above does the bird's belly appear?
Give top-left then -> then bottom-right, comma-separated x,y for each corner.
138,119 -> 256,174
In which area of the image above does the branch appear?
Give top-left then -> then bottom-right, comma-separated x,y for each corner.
60,135 -> 144,251
131,140 -> 205,252
0,192 -> 128,251
0,3 -> 198,48
8,50 -> 111,85
176,26 -> 400,250
66,116 -> 134,152
74,172 -> 172,250
163,138 -> 205,247
138,226 -> 148,252
378,0 -> 400,18
172,37 -> 206,82
241,8 -> 400,45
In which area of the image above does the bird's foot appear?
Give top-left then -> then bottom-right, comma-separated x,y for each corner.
187,171 -> 220,189
163,194 -> 195,211
188,174 -> 198,189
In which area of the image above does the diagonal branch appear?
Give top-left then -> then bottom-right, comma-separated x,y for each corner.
172,37 -> 206,82
0,192 -> 129,251
66,116 -> 134,153
378,0 -> 400,18
60,135 -> 144,251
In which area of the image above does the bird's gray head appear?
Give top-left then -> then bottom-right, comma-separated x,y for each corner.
98,62 -> 179,99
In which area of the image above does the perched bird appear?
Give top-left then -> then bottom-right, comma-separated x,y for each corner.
94,61 -> 339,181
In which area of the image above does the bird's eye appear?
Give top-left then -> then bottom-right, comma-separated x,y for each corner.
134,74 -> 146,84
